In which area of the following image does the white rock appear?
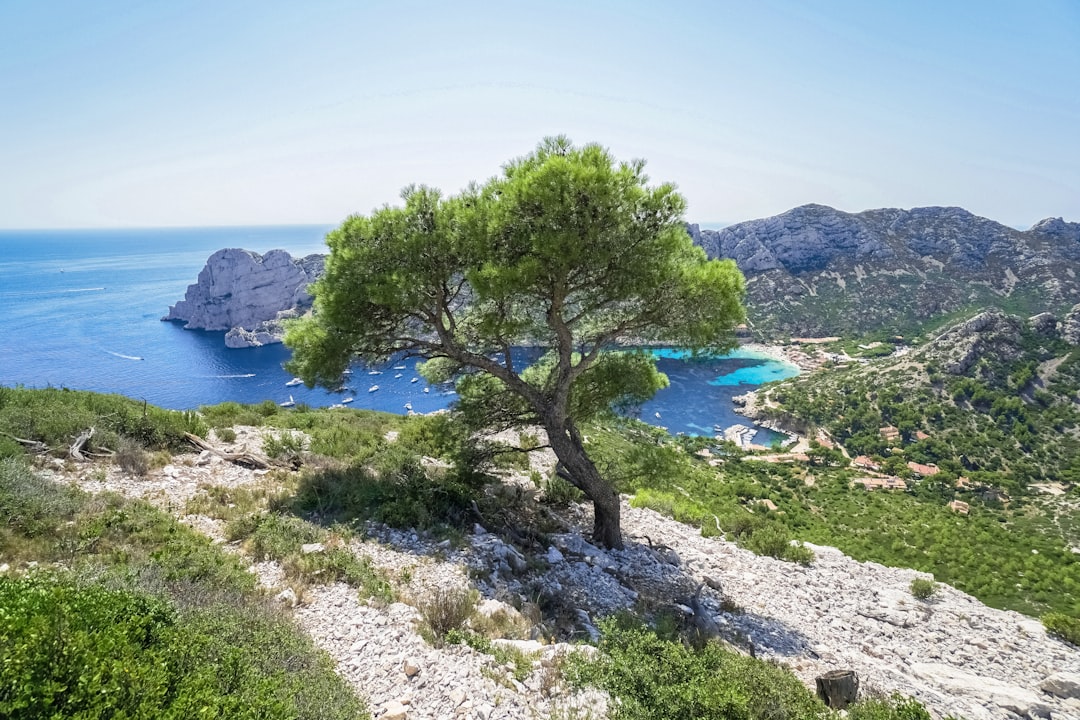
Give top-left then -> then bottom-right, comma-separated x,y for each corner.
274,588 -> 298,607
1042,672 -> 1080,699
545,546 -> 565,563
909,663 -> 1053,718
300,542 -> 325,554
379,699 -> 408,720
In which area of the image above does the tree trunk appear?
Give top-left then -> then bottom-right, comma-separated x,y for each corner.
815,670 -> 859,710
545,419 -> 623,550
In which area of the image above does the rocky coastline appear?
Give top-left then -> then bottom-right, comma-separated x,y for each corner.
162,248 -> 325,348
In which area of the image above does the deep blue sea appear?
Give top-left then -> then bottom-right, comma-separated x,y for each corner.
0,226 -> 798,441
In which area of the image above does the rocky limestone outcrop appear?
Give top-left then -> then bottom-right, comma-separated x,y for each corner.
916,309 -> 1024,376
163,249 -> 325,347
1064,304 -> 1080,346
689,205 -> 1080,337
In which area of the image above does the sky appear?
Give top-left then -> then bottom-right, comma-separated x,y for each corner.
1,0 -> 1078,230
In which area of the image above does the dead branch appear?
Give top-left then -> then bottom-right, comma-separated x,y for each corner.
69,427 -> 95,461
184,432 -> 274,470
0,431 -> 49,454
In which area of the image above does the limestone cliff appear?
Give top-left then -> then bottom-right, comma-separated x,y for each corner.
163,248 -> 325,347
690,205 -> 1080,338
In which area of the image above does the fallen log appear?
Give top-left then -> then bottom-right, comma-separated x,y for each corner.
69,427 -> 95,461
184,432 -> 274,470
816,669 -> 859,709
0,431 -> 48,454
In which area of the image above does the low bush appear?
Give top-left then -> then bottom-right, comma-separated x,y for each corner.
847,692 -> 938,720
566,617 -> 832,720
0,573 -> 368,720
0,387 -> 204,455
416,586 -> 478,645
1043,612 -> 1080,646
0,457 -> 83,538
115,437 -> 150,476
910,577 -> 939,600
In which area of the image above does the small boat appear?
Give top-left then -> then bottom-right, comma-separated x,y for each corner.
342,368 -> 352,375
423,387 -> 430,393
654,412 -> 662,419
394,373 -> 403,378
329,403 -> 345,409
368,385 -> 379,392
368,370 -> 382,375
393,365 -> 406,370
404,402 -> 413,411
341,397 -> 354,404
285,377 -> 303,387
410,377 -> 419,383
280,395 -> 296,408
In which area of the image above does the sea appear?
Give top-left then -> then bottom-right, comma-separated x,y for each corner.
0,226 -> 799,442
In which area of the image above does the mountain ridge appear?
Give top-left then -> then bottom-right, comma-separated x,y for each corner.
689,204 -> 1080,338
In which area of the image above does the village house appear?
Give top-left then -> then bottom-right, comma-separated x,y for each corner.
855,476 -> 907,491
906,461 -> 940,477
852,455 -> 881,471
948,499 -> 970,515
880,425 -> 901,441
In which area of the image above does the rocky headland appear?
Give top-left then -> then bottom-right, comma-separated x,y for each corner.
162,248 -> 325,348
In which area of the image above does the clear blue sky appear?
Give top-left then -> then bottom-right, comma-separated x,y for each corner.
1,0 -> 1078,229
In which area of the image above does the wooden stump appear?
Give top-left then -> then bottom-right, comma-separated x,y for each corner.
815,669 -> 859,709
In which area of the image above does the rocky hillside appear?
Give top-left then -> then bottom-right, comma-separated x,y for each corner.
689,205 -> 1080,338
39,429 -> 1080,719
163,248 -> 324,348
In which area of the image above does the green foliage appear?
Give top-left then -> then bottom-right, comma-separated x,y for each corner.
284,138 -> 746,548
262,429 -> 309,460
0,386 -> 205,456
847,693 -> 937,720
565,617 -> 832,720
0,573 -> 368,720
910,577 -> 939,600
1043,612 -> 1080,646
416,586 -> 479,646
0,457 -> 83,538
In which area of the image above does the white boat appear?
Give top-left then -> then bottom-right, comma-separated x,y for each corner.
654,412 -> 662,419
423,387 -> 430,393
329,403 -> 345,409
342,397 -> 354,404
368,385 -> 379,392
285,377 -> 303,387
410,377 -> 419,383
404,402 -> 413,411
280,395 -> 295,408
368,370 -> 382,375
394,373 -> 403,378
393,365 -> 406,370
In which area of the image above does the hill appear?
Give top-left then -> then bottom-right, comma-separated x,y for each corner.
689,205 -> 1080,337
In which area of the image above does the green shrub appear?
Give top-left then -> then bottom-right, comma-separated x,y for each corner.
215,427 -> 238,442
0,457 -> 83,537
0,573 -> 368,720
848,692 -> 937,720
566,618 -> 832,720
116,437 -> 150,476
0,387 -> 204,455
262,429 -> 308,460
910,577 -> 939,600
416,586 -> 478,645
1043,612 -> 1080,645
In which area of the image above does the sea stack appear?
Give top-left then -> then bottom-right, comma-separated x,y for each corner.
163,248 -> 325,348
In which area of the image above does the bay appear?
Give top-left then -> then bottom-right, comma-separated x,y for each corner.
0,227 -> 798,442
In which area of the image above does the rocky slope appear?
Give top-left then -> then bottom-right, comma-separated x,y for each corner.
48,429 -> 1080,720
163,248 -> 324,347
689,205 -> 1080,338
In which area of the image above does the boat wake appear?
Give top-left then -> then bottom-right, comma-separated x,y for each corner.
204,373 -> 256,378
105,350 -> 144,361
0,287 -> 106,298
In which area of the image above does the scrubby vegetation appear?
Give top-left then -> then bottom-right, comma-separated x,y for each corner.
0,456 -> 367,719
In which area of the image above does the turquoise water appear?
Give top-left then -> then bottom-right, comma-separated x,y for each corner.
0,227 -> 798,440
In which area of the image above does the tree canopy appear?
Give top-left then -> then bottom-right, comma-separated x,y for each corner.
285,137 -> 745,548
